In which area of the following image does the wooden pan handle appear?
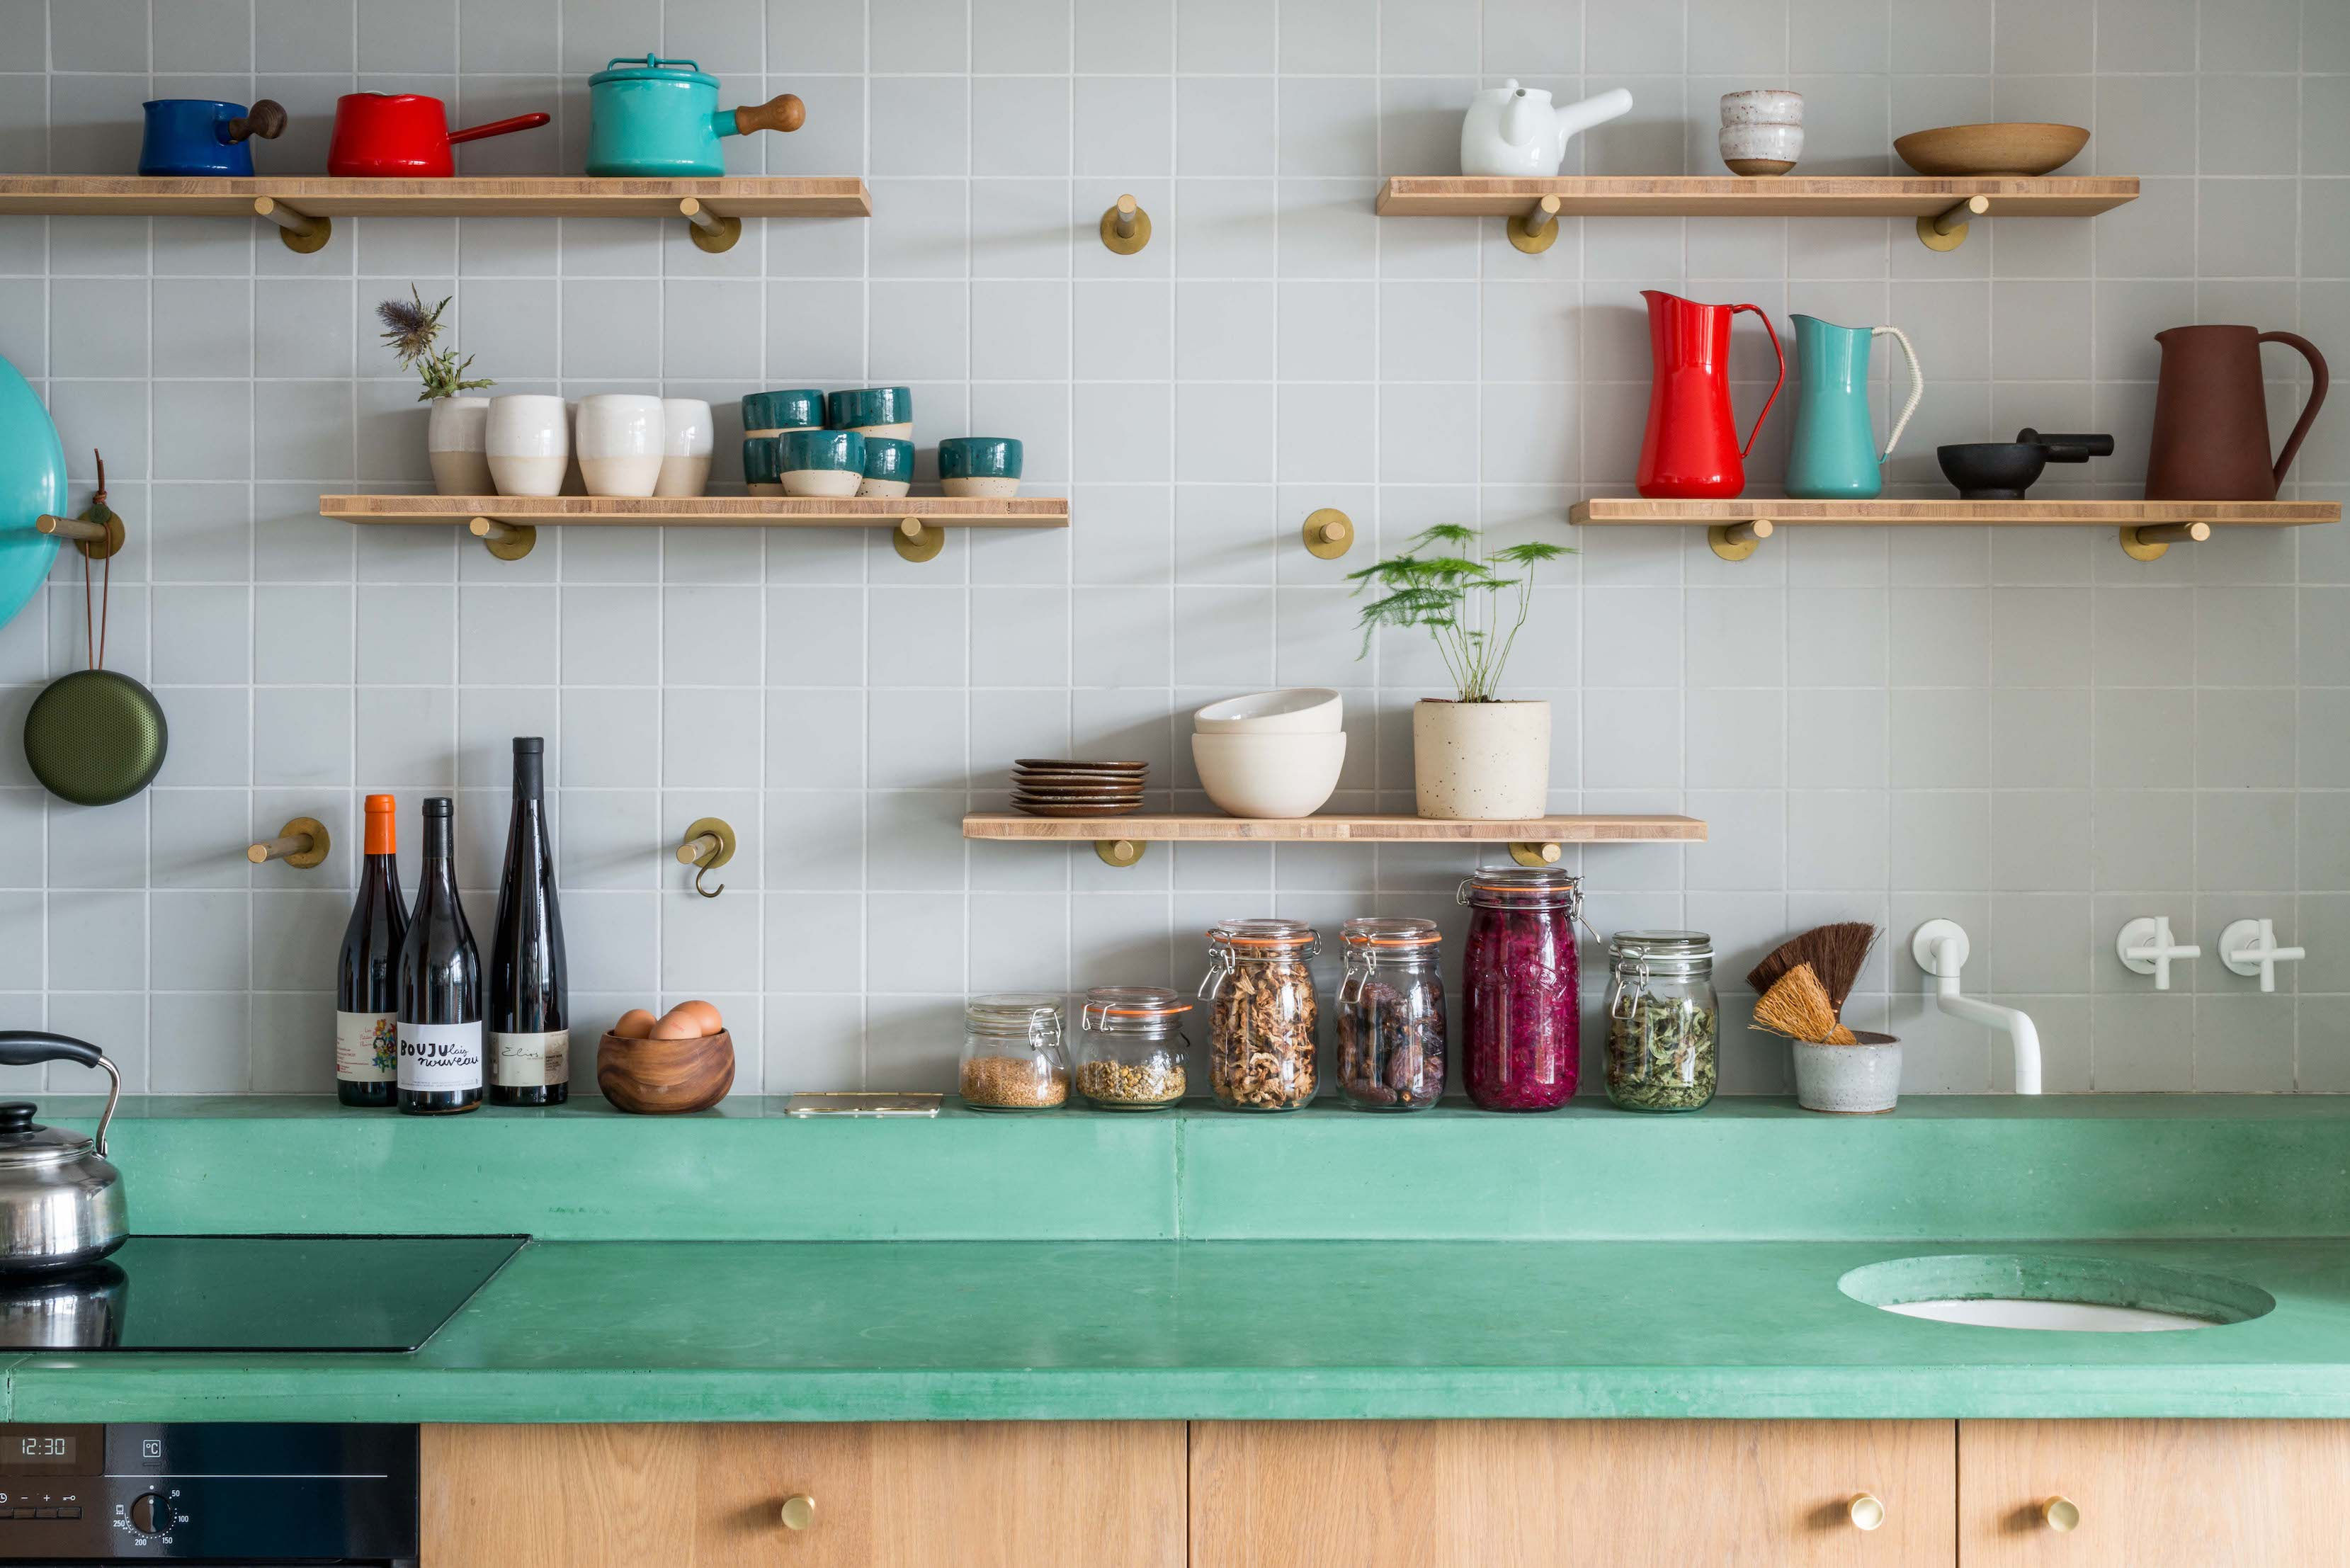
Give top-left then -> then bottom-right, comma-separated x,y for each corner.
734,93 -> 806,136
227,98 -> 287,142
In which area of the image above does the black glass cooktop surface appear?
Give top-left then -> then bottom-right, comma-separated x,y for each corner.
0,1234 -> 526,1353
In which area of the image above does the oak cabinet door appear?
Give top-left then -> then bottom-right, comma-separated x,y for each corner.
423,1421 -> 1186,1568
1958,1420 -> 2350,1567
1188,1420 -> 1956,1568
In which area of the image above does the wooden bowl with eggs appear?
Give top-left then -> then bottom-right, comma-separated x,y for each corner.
598,1000 -> 734,1114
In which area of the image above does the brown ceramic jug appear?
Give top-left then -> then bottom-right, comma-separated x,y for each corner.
2145,324 -> 2327,501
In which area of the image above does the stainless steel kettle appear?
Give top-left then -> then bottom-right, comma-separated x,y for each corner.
0,1032 -> 127,1274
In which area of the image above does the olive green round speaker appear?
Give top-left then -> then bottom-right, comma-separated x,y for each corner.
23,669 -> 167,806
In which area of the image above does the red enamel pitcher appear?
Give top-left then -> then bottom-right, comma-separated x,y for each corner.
1635,290 -> 1786,499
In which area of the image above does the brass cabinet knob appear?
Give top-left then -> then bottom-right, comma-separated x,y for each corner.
779,1494 -> 816,1530
2042,1495 -> 2080,1533
1847,1493 -> 1886,1531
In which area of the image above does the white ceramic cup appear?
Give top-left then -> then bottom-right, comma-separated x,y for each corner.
484,394 -> 570,498
1720,88 -> 1803,126
655,397 -> 715,497
1720,121 -> 1805,166
574,394 -> 666,498
426,395 -> 492,496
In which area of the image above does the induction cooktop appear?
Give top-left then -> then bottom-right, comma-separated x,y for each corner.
0,1234 -> 527,1353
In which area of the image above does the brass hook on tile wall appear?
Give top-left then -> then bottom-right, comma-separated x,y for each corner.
676,817 -> 737,898
1508,193 -> 1562,254
1916,194 -> 1989,251
249,817 -> 330,869
892,516 -> 945,562
469,516 -> 537,560
1100,193 -> 1151,254
679,196 -> 742,254
253,195 -> 331,254
1301,508 -> 1355,559
1708,518 -> 1773,560
2120,518 -> 2210,561
1096,838 -> 1145,868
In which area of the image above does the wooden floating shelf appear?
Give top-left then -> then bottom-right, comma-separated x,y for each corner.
0,175 -> 871,218
1375,176 -> 2138,219
1572,497 -> 2339,563
967,812 -> 1705,853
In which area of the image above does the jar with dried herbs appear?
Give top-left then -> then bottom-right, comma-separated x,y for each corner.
1335,916 -> 1446,1110
1073,986 -> 1191,1109
1458,867 -> 1584,1111
1603,931 -> 1718,1113
958,993 -> 1068,1110
1199,919 -> 1319,1111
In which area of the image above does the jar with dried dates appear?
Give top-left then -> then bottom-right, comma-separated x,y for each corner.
958,993 -> 1068,1111
1335,917 -> 1446,1111
1199,919 -> 1320,1111
1458,867 -> 1584,1112
1074,986 -> 1191,1110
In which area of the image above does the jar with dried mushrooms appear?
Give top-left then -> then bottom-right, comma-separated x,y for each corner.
1199,919 -> 1320,1110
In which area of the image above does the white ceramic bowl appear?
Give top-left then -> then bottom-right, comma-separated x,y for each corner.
1720,89 -> 1803,126
1192,688 -> 1343,734
1720,122 -> 1805,168
1191,732 -> 1346,819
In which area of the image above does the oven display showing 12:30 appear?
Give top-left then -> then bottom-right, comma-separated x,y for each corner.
1,1433 -> 77,1468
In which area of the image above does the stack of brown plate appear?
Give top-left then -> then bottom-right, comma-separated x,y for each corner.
1011,759 -> 1146,817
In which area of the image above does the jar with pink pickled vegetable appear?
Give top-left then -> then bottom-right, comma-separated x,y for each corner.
1457,866 -> 1584,1110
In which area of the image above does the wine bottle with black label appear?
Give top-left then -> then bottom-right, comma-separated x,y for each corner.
489,737 -> 568,1106
334,793 -> 408,1107
397,796 -> 482,1115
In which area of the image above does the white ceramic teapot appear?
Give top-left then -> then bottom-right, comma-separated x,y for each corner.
1460,80 -> 1634,176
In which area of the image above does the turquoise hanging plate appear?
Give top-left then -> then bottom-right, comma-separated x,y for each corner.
0,353 -> 62,631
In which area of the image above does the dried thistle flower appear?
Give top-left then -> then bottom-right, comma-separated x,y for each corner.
375,285 -> 494,402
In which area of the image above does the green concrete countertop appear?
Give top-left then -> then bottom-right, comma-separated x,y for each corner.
15,1237 -> 2350,1423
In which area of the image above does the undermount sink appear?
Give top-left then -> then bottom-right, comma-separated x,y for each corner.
1840,1254 -> 2276,1334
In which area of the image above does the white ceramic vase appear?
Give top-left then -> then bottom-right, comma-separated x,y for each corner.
484,394 -> 569,498
1412,698 -> 1551,820
427,395 -> 492,495
575,393 -> 666,499
655,397 -> 715,497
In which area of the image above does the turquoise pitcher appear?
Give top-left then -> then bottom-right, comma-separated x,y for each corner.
1785,315 -> 1923,499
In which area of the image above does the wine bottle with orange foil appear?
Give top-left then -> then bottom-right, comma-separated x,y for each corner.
334,794 -> 408,1107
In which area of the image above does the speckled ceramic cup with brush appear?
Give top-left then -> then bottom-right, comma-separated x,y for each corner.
1792,1032 -> 1902,1114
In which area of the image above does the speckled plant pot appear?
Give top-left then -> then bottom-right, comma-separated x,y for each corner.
1793,1033 -> 1902,1114
1412,698 -> 1550,820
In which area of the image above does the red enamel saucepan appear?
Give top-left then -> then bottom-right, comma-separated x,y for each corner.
327,93 -> 551,177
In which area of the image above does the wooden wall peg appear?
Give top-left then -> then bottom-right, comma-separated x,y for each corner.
253,195 -> 331,254
1917,194 -> 1989,251
1708,517 -> 1773,561
469,516 -> 537,560
249,817 -> 330,869
2121,518 -> 2210,561
1509,193 -> 1562,254
1100,193 -> 1151,254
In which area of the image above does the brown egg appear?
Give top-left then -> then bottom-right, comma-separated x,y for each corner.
612,1008 -> 657,1040
671,999 -> 725,1035
649,1007 -> 705,1040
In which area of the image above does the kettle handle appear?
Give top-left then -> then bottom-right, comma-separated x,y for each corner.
0,1033 -> 120,1156
1731,303 -> 1786,458
2257,331 -> 2329,489
1872,325 -> 1924,458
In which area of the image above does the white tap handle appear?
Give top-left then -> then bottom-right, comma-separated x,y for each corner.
2219,918 -> 2305,993
2117,916 -> 2201,991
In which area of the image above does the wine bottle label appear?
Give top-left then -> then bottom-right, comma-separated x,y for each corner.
336,1011 -> 398,1082
398,1020 -> 484,1091
492,1029 -> 570,1088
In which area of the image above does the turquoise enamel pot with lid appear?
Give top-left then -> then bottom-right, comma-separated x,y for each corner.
584,54 -> 805,176
0,352 -> 64,633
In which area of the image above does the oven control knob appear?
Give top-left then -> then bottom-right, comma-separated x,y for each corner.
129,1493 -> 169,1535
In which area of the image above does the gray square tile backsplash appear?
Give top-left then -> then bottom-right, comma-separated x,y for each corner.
0,0 -> 2338,1096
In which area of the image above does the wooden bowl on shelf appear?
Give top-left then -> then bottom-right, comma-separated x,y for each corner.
1894,122 -> 2089,178
598,1029 -> 734,1114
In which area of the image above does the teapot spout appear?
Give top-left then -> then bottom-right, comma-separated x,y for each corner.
1556,87 -> 1633,140
1499,84 -> 1544,149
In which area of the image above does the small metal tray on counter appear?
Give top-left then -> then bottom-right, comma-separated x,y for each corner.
783,1092 -> 942,1118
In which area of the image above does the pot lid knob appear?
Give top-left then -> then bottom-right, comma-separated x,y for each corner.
0,1103 -> 36,1136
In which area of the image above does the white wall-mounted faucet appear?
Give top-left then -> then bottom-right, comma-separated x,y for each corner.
2117,916 -> 2200,991
1912,919 -> 2042,1096
2219,918 -> 2305,993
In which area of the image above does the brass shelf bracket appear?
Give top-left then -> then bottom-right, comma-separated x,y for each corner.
253,195 -> 331,254
1100,193 -> 1151,254
892,516 -> 945,562
1301,507 -> 1355,559
1507,193 -> 1562,254
1506,841 -> 1563,868
249,816 -> 330,869
679,195 -> 742,254
676,817 -> 737,898
1095,838 -> 1145,868
1916,194 -> 1989,251
469,515 -> 537,560
2121,518 -> 2210,561
1708,517 -> 1773,561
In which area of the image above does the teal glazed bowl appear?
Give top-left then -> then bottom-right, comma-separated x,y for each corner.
860,436 -> 914,498
825,386 -> 912,438
742,388 -> 825,436
780,428 -> 867,497
743,435 -> 783,492
939,436 -> 1023,497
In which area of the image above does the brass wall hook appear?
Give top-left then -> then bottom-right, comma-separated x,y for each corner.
249,817 -> 330,869
2121,519 -> 2209,561
1096,838 -> 1144,868
1917,194 -> 1989,251
36,450 -> 127,559
1301,508 -> 1354,559
469,516 -> 537,560
678,196 -> 742,253
253,195 -> 331,254
1708,518 -> 1772,560
676,817 -> 737,898
1508,193 -> 1562,254
892,516 -> 944,562
1100,193 -> 1151,254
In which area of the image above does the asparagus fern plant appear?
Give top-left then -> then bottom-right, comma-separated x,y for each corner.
1347,523 -> 1571,703
375,285 -> 492,401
